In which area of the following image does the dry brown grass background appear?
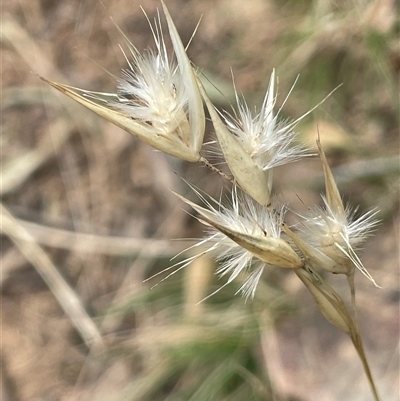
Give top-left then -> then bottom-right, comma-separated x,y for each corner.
2,0 -> 399,400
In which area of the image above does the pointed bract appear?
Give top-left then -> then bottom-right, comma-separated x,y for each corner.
197,77 -> 270,205
161,0 -> 205,154
317,138 -> 345,215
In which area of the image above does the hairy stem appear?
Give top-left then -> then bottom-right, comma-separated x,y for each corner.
199,156 -> 235,184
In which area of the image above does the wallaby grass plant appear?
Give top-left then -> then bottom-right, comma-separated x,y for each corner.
40,1 -> 385,399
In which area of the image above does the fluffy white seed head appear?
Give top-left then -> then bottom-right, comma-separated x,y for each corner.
298,139 -> 381,285
114,46 -> 190,141
174,186 -> 302,300
111,9 -> 193,144
41,1 -> 205,162
198,70 -> 315,205
222,70 -> 311,172
298,196 -> 380,285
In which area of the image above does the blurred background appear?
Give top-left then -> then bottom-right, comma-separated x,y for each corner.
2,0 -> 399,400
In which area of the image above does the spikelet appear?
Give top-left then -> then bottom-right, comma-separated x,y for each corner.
172,185 -> 302,299
287,139 -> 380,285
198,70 -> 311,205
41,0 -> 204,162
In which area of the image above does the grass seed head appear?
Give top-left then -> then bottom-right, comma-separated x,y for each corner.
174,186 -> 302,299
224,70 -> 311,172
298,197 -> 380,285
291,142 -> 380,284
198,70 -> 312,205
41,1 -> 205,162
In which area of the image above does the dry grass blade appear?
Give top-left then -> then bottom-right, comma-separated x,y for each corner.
183,252 -> 214,316
1,203 -> 103,349
1,15 -> 58,78
1,119 -> 70,195
2,15 -> 104,130
1,247 -> 27,285
329,156 -> 400,185
16,218 -> 191,257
